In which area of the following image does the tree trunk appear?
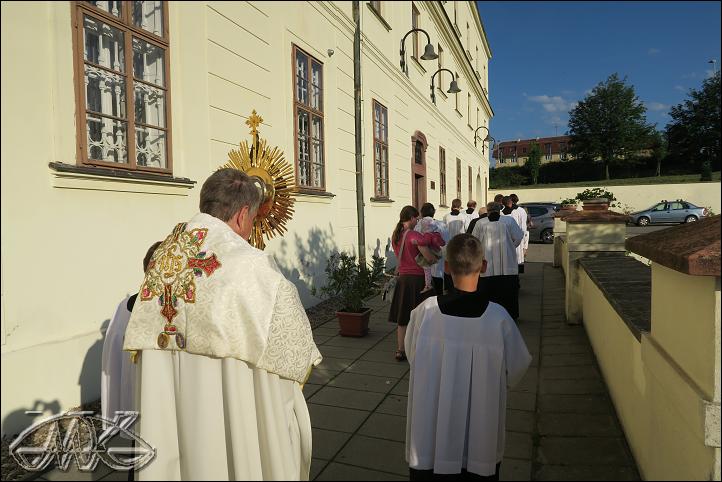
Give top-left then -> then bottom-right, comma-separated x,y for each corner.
656,158 -> 661,177
605,162 -> 610,180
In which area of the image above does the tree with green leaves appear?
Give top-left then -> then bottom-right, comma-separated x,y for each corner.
665,72 -> 721,173
525,142 -> 542,184
568,73 -> 655,180
648,130 -> 667,177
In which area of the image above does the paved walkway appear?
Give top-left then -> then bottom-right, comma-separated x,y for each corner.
33,262 -> 640,481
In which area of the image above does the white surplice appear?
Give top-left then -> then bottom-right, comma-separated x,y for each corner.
124,213 -> 322,481
509,207 -> 529,265
101,295 -> 137,423
405,298 -> 532,476
471,216 -> 524,277
443,212 -> 467,238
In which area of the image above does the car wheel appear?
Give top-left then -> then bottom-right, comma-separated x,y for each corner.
637,217 -> 650,226
541,228 -> 554,244
685,215 -> 698,223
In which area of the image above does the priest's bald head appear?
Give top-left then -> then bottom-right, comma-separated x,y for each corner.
200,168 -> 263,240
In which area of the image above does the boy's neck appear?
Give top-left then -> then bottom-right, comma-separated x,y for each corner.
451,273 -> 481,292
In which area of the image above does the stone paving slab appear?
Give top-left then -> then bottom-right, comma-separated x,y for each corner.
357,413 -> 406,442
536,394 -> 614,414
541,353 -> 595,367
311,428 -> 353,460
506,409 -> 535,434
501,458 -> 532,481
375,395 -> 407,417
505,431 -> 533,460
539,378 -> 607,395
507,391 -> 536,412
540,365 -> 601,380
335,435 -> 408,476
307,404 -> 369,433
328,372 -> 397,394
536,436 -> 635,466
345,360 -> 409,378
316,462 -> 407,481
533,464 -> 640,481
537,412 -> 623,437
309,386 -> 386,411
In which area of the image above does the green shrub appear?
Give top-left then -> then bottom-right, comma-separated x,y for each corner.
313,253 -> 386,313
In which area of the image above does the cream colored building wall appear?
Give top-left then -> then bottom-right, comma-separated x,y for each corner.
487,181 -> 722,214
1,1 -> 490,435
581,266 -> 721,479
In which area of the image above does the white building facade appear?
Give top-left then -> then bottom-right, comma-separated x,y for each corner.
0,0 -> 492,435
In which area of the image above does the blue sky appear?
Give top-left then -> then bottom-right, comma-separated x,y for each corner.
476,1 -> 721,147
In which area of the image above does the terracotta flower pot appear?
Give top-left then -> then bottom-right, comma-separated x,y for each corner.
582,198 -> 609,211
336,308 -> 371,337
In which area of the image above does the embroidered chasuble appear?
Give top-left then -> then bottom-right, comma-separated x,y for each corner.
124,213 -> 322,480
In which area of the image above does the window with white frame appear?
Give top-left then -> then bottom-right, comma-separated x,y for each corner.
372,100 -> 389,198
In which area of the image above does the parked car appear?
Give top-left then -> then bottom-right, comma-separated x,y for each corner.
629,200 -> 709,226
519,203 -> 561,244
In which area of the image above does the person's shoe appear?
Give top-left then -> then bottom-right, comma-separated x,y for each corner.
394,350 -> 407,362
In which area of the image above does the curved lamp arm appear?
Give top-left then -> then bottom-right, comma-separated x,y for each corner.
429,68 -> 457,104
400,28 -> 435,73
474,126 -> 490,147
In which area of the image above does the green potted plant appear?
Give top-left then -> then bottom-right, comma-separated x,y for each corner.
315,253 -> 386,337
559,197 -> 579,211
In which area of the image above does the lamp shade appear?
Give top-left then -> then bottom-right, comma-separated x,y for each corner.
421,43 -> 438,60
447,79 -> 461,94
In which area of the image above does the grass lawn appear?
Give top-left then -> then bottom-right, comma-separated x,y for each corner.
491,171 -> 721,190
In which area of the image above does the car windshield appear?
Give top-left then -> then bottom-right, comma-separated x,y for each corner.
650,203 -> 666,211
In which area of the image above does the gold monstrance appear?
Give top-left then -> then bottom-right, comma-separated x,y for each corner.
222,110 -> 297,250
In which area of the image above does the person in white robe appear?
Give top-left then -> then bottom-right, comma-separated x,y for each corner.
101,241 -> 161,425
443,198 -> 467,239
124,169 -> 322,481
463,200 -> 480,232
471,202 -> 524,320
508,194 -> 529,272
405,234 -> 532,480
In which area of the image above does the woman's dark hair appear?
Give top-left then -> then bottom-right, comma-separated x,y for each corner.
420,202 -> 436,218
392,205 -> 419,246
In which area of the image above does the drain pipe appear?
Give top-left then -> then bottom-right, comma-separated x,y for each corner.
352,1 -> 366,264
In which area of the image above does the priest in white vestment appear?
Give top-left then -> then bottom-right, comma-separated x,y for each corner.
405,234 -> 531,479
124,169 -> 322,480
507,194 -> 529,272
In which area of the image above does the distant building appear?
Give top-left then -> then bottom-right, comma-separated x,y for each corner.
493,135 -> 571,167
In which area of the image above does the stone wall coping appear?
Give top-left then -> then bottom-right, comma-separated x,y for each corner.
625,215 -> 721,277
564,210 -> 631,224
579,256 -> 651,341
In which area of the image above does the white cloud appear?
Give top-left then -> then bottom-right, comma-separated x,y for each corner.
674,85 -> 686,92
705,69 -> 716,78
648,48 -> 660,55
646,102 -> 669,112
527,95 -> 577,113
682,72 -> 698,79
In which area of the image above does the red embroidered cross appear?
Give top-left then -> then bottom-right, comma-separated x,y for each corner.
187,254 -> 221,277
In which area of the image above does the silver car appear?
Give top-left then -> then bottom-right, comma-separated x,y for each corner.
519,203 -> 561,244
629,200 -> 709,226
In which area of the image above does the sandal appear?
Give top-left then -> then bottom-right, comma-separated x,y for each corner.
394,350 -> 407,362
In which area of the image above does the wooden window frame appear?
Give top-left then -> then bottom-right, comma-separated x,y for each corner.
456,158 -> 462,200
468,165 -> 472,201
439,146 -> 447,206
411,3 -> 420,61
292,44 -> 326,191
72,1 -> 173,174
372,99 -> 389,199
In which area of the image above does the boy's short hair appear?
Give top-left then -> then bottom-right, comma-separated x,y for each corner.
494,194 -> 504,203
420,202 -> 436,218
451,198 -> 462,209
487,202 -> 502,212
446,234 -> 485,276
467,200 -> 477,208
510,193 -> 519,204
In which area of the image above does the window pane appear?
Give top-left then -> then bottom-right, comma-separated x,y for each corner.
135,125 -> 167,168
134,83 -> 166,127
86,1 -> 122,17
83,16 -> 125,73
296,51 -> 308,105
87,114 -> 127,163
85,65 -> 127,118
133,1 -> 164,37
311,61 -> 322,111
297,110 -> 310,186
133,37 -> 165,87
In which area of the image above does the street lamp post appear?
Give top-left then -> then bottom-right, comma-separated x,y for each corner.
429,68 -> 461,104
709,59 -> 718,76
400,28 -> 438,75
